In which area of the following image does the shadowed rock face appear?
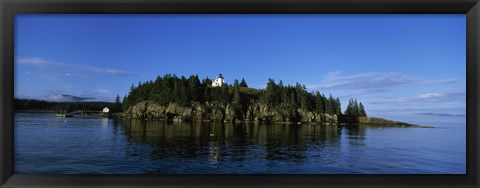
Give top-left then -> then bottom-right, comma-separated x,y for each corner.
124,101 -> 338,124
124,101 -> 429,127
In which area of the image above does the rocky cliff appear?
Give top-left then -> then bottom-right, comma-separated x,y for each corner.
124,101 -> 432,127
124,101 -> 338,124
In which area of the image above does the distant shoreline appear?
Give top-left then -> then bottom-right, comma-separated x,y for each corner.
14,110 -> 55,113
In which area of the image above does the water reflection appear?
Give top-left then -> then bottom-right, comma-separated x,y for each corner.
13,113 -> 466,174
208,141 -> 219,165
101,118 -> 109,128
121,120 -> 343,164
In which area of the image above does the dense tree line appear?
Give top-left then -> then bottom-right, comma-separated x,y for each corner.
122,74 -> 366,118
344,98 -> 367,117
258,78 -> 342,115
14,98 -> 118,113
122,74 -> 251,111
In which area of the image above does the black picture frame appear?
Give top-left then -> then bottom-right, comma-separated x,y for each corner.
1,0 -> 479,187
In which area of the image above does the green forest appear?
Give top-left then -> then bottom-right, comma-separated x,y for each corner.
14,98 -> 120,113
122,74 -> 367,120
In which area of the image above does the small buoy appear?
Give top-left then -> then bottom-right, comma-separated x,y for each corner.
209,133 -> 214,136
64,120 -> 67,123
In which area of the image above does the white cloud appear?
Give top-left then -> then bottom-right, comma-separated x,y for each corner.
413,90 -> 465,102
16,57 -> 58,66
84,66 -> 135,76
81,87 -> 111,97
417,112 -> 465,117
417,92 -> 443,99
307,71 -> 460,93
307,71 -> 418,91
15,57 -> 137,77
371,89 -> 465,104
95,88 -> 110,94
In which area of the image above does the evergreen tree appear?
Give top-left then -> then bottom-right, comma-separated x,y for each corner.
314,92 -> 325,114
114,94 -> 122,112
231,84 -> 242,118
344,98 -> 367,118
281,82 -> 288,106
353,99 -> 359,117
335,97 -> 342,115
188,75 -> 201,102
290,91 -> 298,108
174,78 -> 188,106
359,102 -> 367,117
122,95 -> 128,111
300,91 -> 315,111
239,78 -> 248,87
233,79 -> 239,87
344,98 -> 354,117
262,78 -> 278,106
326,94 -> 335,115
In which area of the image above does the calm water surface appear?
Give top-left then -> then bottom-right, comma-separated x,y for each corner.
14,112 -> 466,174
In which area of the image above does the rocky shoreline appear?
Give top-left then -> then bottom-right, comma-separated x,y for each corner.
123,101 -> 433,128
123,101 -> 338,124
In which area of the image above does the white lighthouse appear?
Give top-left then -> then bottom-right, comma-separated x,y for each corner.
212,74 -> 224,87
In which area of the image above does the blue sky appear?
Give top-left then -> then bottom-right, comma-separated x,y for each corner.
14,14 -> 465,124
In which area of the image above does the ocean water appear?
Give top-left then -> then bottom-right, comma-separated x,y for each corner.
14,112 -> 466,174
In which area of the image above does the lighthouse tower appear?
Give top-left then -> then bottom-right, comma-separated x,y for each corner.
212,74 -> 224,87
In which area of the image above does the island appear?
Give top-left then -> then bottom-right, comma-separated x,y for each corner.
120,74 -> 433,128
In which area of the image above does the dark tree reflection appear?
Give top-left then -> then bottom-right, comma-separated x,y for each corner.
121,120 -> 344,166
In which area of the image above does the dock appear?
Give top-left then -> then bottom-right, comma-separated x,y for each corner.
55,110 -> 110,118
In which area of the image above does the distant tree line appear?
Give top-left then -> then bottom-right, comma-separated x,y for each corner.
14,98 -> 119,113
122,74 -> 367,118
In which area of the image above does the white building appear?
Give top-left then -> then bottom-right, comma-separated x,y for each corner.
102,107 -> 110,113
212,74 -> 224,87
